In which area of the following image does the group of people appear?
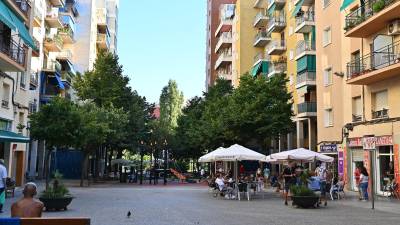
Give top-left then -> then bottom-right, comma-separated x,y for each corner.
354,165 -> 369,201
0,159 -> 44,218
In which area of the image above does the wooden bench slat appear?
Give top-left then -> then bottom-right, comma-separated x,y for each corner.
20,218 -> 90,225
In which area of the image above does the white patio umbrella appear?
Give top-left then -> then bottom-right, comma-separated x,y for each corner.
198,147 -> 226,163
215,144 -> 267,161
268,148 -> 334,163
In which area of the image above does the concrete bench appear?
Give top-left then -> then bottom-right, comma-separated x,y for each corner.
0,218 -> 90,225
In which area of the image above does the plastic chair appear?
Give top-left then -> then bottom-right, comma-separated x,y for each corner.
236,182 -> 250,201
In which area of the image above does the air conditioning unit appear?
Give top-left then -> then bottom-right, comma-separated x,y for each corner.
388,20 -> 400,35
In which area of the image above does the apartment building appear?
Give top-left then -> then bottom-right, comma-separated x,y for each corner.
317,0 -> 400,194
0,0 -> 36,186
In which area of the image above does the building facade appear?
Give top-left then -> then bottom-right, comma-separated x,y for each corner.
317,0 -> 400,194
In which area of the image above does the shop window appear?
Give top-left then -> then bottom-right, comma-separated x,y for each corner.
377,146 -> 394,192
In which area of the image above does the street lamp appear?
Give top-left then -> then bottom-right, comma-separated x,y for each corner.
139,140 -> 144,185
163,139 -> 168,185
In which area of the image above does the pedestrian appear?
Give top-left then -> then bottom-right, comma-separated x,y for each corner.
316,162 -> 328,206
200,168 -> 205,180
354,165 -> 362,200
359,166 -> 369,201
282,161 -> 295,205
263,166 -> 270,184
0,159 -> 7,213
11,182 -> 43,218
239,164 -> 245,175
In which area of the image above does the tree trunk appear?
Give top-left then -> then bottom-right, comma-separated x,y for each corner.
44,146 -> 54,190
80,152 -> 89,187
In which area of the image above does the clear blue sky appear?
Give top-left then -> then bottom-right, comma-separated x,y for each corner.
118,1 -> 206,104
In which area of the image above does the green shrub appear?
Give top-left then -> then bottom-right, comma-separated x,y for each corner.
372,0 -> 385,12
40,170 -> 71,199
290,185 -> 316,197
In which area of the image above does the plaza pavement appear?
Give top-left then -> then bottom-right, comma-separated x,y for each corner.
1,182 -> 400,225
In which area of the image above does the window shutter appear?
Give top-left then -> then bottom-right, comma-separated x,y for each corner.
374,90 -> 388,110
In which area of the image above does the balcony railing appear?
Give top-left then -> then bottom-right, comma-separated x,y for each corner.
296,71 -> 316,84
45,60 -> 62,72
352,114 -> 363,122
295,11 -> 315,27
297,102 -> 317,114
347,41 -> 400,80
295,40 -> 315,57
268,61 -> 287,75
0,38 -> 26,67
33,6 -> 43,21
254,11 -> 268,25
268,15 -> 286,30
372,108 -> 389,119
59,26 -> 73,37
254,52 -> 270,64
344,0 -> 399,32
28,102 -> 37,114
13,0 -> 31,18
254,31 -> 271,42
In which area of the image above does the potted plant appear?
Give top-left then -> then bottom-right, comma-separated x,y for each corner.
290,185 -> 319,208
372,0 -> 385,13
39,171 -> 73,211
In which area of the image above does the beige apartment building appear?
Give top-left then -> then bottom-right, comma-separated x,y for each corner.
317,0 -> 400,194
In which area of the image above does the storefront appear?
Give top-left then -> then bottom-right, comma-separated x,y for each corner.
347,138 -> 364,191
319,144 -> 338,176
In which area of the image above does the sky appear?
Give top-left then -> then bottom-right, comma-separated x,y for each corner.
118,0 -> 207,104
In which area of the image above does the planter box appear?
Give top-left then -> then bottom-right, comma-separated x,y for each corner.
291,196 -> 319,208
39,197 -> 73,211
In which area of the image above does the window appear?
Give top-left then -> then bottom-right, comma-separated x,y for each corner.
372,90 -> 388,119
323,67 -> 332,86
323,27 -> 331,46
0,119 -> 11,131
352,96 -> 362,122
323,0 -> 331,8
1,83 -> 10,108
324,109 -> 333,127
20,72 -> 26,89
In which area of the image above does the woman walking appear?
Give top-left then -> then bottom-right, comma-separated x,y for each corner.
359,166 -> 369,201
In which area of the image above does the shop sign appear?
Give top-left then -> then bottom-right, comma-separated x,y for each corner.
375,135 -> 393,146
348,137 -> 362,147
363,136 -> 376,150
338,151 -> 344,177
320,144 -> 338,153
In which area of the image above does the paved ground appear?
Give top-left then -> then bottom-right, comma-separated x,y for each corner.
1,183 -> 400,225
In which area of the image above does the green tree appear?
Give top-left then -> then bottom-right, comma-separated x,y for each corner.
159,80 -> 184,135
29,97 -> 82,189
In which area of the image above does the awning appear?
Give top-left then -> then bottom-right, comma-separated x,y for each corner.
340,0 -> 355,11
261,61 -> 269,75
0,0 -> 37,50
0,130 -> 29,143
251,62 -> 262,76
292,0 -> 304,17
268,4 -> 276,15
0,0 -> 16,30
55,72 -> 65,89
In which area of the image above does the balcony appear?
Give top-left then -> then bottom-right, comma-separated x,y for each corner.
56,49 -> 72,62
372,108 -> 389,119
346,41 -> 400,85
297,102 -> 317,117
267,16 -> 286,33
33,6 -> 43,27
215,18 -> 233,37
344,0 -> 400,37
267,40 -> 286,55
6,0 -> 31,22
58,26 -> 74,44
97,33 -> 110,50
253,11 -> 269,28
253,52 -> 270,66
215,32 -> 232,53
294,11 -> 315,34
296,71 -> 316,89
254,31 -> 271,47
30,72 -> 38,89
268,61 -> 287,77
268,0 -> 286,10
295,40 -> 315,60
43,60 -> 62,72
44,35 -> 63,52
45,8 -> 63,28
49,0 -> 65,7
0,38 -> 26,71
216,68 -> 232,81
61,71 -> 73,86
214,50 -> 232,70
97,8 -> 107,28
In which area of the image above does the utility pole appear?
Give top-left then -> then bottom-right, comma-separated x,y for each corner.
164,139 -> 168,185
139,141 -> 144,185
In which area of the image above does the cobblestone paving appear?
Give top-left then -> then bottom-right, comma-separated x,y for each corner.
1,185 -> 400,225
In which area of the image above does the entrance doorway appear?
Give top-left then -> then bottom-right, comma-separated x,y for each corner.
15,151 -> 24,186
375,146 -> 394,194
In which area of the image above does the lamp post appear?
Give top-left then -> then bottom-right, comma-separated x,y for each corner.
164,139 -> 168,185
139,140 -> 144,185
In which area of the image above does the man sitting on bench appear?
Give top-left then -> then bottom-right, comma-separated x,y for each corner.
11,182 -> 44,218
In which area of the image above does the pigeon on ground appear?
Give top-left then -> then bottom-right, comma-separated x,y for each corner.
127,211 -> 131,218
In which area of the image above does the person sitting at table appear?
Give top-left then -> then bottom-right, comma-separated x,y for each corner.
215,173 -> 235,199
